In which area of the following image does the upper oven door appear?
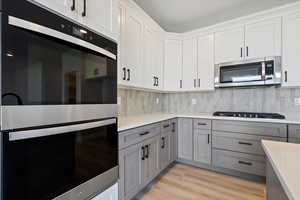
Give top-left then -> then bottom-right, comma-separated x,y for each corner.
215,60 -> 265,87
2,118 -> 118,200
2,15 -> 117,106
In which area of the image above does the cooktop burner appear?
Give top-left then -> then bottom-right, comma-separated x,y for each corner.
213,112 -> 286,119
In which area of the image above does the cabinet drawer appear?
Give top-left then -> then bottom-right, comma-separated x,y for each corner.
119,123 -> 161,149
212,131 -> 286,156
161,120 -> 172,135
212,149 -> 265,176
212,120 -> 287,137
193,119 -> 212,130
289,125 -> 300,139
288,137 -> 300,144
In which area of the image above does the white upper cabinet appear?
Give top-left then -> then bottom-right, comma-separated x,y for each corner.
215,26 -> 245,64
197,34 -> 215,91
182,38 -> 198,90
245,17 -> 282,59
282,12 -> 300,87
164,39 -> 183,91
32,0 -> 119,41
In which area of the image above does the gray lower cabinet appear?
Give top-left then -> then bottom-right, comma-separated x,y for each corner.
193,129 -> 211,165
178,118 -> 193,160
119,143 -> 143,200
159,134 -> 171,170
289,124 -> 300,144
266,160 -> 289,200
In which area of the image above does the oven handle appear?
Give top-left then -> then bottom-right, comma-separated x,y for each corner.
9,118 -> 116,141
8,16 -> 117,60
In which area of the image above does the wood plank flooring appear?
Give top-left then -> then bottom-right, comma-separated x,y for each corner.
136,164 -> 266,200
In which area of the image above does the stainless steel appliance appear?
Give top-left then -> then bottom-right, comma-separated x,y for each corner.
0,0 -> 118,199
214,56 -> 282,88
213,111 -> 285,119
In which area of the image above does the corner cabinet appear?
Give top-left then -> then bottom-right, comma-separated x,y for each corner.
31,0 -> 120,41
282,12 -> 300,87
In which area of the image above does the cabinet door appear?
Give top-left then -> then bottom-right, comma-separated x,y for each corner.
142,137 -> 159,186
159,135 -> 171,170
80,0 -> 113,38
32,0 -> 78,21
178,118 -> 193,160
164,40 -> 183,91
245,17 -> 281,59
154,38 -> 164,90
282,12 -> 300,87
194,129 -> 211,165
182,38 -> 198,90
197,34 -> 215,91
119,143 -> 143,200
124,9 -> 143,87
215,26 -> 245,64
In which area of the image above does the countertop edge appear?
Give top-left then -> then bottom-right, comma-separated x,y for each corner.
262,140 -> 296,200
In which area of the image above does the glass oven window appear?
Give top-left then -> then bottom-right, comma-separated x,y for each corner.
2,23 -> 117,105
3,122 -> 118,200
220,62 -> 263,83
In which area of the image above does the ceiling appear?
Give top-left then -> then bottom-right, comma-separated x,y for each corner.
133,0 -> 300,32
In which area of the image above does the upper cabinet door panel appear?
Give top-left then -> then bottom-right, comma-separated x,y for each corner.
198,34 -> 215,91
245,17 -> 282,59
282,12 -> 300,87
215,26 -> 245,64
125,10 -> 143,87
182,38 -> 198,90
32,0 -> 78,20
164,40 -> 183,91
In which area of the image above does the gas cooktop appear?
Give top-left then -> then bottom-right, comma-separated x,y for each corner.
213,112 -> 286,119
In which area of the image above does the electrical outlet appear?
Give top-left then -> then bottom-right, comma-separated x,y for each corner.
192,98 -> 197,105
156,98 -> 160,104
295,98 -> 300,106
117,97 -> 121,105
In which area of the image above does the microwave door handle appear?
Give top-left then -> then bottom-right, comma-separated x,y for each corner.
261,62 -> 266,81
9,118 -> 116,141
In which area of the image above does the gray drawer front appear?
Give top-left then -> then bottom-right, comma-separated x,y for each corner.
193,119 -> 212,130
119,123 -> 161,149
212,131 -> 286,156
212,149 -> 265,176
212,120 -> 287,137
161,120 -> 172,135
289,125 -> 300,139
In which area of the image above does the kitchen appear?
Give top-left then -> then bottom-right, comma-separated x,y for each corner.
1,0 -> 300,200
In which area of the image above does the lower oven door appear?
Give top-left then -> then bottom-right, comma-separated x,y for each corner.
2,118 -> 118,200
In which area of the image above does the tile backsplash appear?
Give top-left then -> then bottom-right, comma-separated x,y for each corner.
119,87 -> 300,119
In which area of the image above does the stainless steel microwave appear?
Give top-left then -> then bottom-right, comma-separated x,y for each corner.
214,56 -> 282,88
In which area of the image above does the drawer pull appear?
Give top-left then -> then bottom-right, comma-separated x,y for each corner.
163,124 -> 170,128
238,142 -> 253,146
172,122 -> 176,132
141,146 -> 145,160
238,161 -> 252,166
140,131 -> 150,136
198,123 -> 207,126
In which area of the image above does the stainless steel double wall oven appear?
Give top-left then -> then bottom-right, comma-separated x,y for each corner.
0,0 -> 118,200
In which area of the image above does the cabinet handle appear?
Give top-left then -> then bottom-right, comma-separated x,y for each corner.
122,67 -> 126,80
156,77 -> 159,87
238,161 -> 252,166
82,0 -> 87,17
153,77 -> 156,86
194,79 -> 196,88
180,80 -> 182,88
161,137 -> 165,149
198,123 -> 207,126
172,122 -> 176,132
285,71 -> 288,82
246,46 -> 249,57
240,47 -> 243,58
163,124 -> 170,128
141,146 -> 145,160
145,145 -> 149,159
71,0 -> 75,11
127,69 -> 130,81
238,141 -> 252,146
139,131 -> 150,136
207,134 -> 210,144
198,78 -> 201,87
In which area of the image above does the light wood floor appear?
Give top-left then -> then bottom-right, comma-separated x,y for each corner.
136,164 -> 266,200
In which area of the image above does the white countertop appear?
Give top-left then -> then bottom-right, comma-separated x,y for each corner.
118,113 -> 300,132
262,140 -> 300,200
